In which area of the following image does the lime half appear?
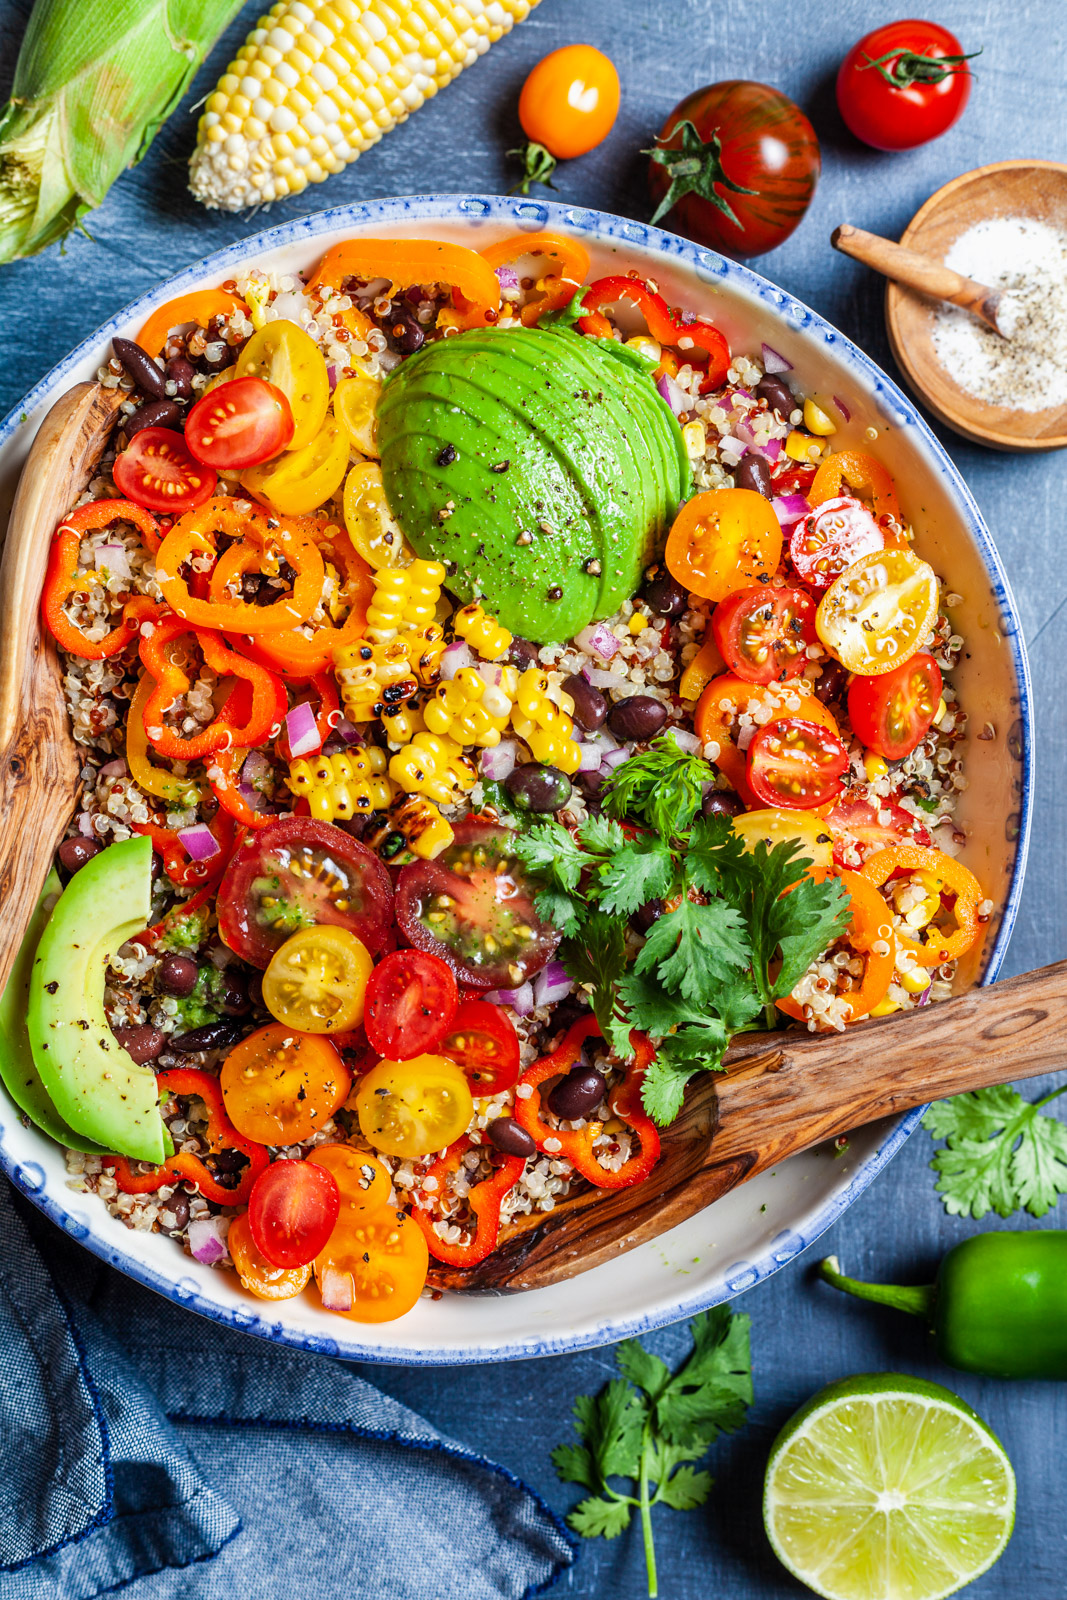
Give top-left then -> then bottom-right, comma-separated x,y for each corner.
763,1373 -> 1015,1600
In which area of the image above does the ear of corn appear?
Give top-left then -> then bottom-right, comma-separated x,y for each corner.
190,0 -> 541,212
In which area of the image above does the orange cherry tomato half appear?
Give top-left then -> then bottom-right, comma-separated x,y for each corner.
113,427 -> 216,513
247,1158 -> 340,1268
747,716 -> 849,810
518,45 -> 620,160
314,1208 -> 429,1323
810,449 -> 901,521
440,999 -> 521,1096
789,496 -> 885,590
711,584 -> 817,685
847,653 -> 943,762
185,375 -> 294,469
228,1211 -> 311,1301
665,488 -> 783,602
694,674 -> 841,806
220,1022 -> 353,1145
362,949 -> 458,1061
307,1143 -> 393,1228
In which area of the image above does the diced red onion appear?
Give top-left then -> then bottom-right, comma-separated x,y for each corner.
285,700 -> 321,759
476,662 -> 505,690
480,740 -> 518,781
666,727 -> 702,755
188,1216 -> 228,1264
100,758 -> 126,777
77,813 -> 95,837
94,542 -> 131,581
484,982 -> 535,1016
772,494 -> 811,528
656,373 -> 686,415
334,717 -> 361,745
237,782 -> 262,809
440,641 -> 474,680
917,986 -> 932,1008
724,388 -> 753,405
177,823 -> 221,862
241,749 -> 272,787
600,748 -> 630,772
495,265 -> 521,290
762,343 -> 792,374
833,395 -> 852,422
582,664 -> 620,690
574,623 -> 619,661
719,435 -> 748,463
733,415 -> 757,445
579,744 -> 603,773
762,437 -> 782,463
320,1266 -> 354,1311
533,960 -> 574,1008
326,364 -> 338,391
584,726 -> 620,755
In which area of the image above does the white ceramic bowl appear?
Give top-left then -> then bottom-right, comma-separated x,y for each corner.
0,195 -> 1032,1365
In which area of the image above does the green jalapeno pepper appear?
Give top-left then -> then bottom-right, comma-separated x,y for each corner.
819,1232 -> 1067,1380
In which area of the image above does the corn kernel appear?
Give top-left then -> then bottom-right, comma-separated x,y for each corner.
367,792 -> 454,861
625,335 -> 661,362
629,613 -> 648,635
869,996 -> 900,1017
682,420 -> 706,459
785,430 -> 814,462
286,748 -> 394,820
905,896 -> 939,930
453,602 -> 512,662
803,397 -> 837,436
863,752 -> 889,783
900,966 -> 932,995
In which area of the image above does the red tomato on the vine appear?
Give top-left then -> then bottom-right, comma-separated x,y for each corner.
648,80 -> 820,257
836,21 -> 977,151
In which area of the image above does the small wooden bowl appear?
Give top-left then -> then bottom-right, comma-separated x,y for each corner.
886,159 -> 1067,451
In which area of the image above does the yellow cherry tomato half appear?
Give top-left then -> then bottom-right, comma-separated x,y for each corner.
228,1211 -> 312,1301
355,1055 -> 474,1159
666,488 -> 783,602
519,45 -> 620,160
732,807 -> 834,869
314,1207 -> 429,1323
241,414 -> 349,517
333,371 -> 381,459
816,548 -> 939,676
202,364 -> 237,397
307,1143 -> 393,1228
343,461 -> 414,569
261,925 -> 375,1034
235,319 -> 330,450
221,1022 -> 353,1145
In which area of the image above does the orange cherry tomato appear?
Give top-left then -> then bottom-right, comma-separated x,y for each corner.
228,1211 -> 311,1301
518,46 -> 620,160
666,489 -> 783,602
777,867 -> 895,1025
220,1023 -> 353,1145
694,673 -> 841,806
307,1143 -> 393,1229
314,1207 -> 429,1323
861,845 -> 982,969
810,449 -> 901,522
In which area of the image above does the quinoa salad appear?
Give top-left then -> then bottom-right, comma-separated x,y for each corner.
4,230 -> 993,1323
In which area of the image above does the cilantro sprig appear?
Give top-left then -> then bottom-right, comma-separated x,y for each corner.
512,734 -> 850,1124
923,1082 -> 1067,1219
553,1308 -> 752,1598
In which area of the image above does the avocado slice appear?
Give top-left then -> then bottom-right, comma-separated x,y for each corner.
27,836 -> 167,1163
0,871 -> 108,1153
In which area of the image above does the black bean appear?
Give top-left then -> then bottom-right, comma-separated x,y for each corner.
562,673 -> 607,732
504,762 -> 572,814
643,573 -> 689,618
166,356 -> 196,401
392,317 -> 425,354
171,1020 -> 241,1054
157,954 -> 199,998
209,1147 -> 248,1176
735,453 -> 772,498
487,1117 -> 537,1158
125,399 -> 183,439
630,899 -> 664,935
578,769 -> 606,806
113,1025 -> 165,1064
58,836 -> 100,874
158,1193 -> 190,1236
756,374 -> 796,420
548,996 -> 589,1037
702,790 -> 744,819
506,636 -> 540,671
607,695 -> 668,743
813,660 -> 849,706
217,969 -> 250,1016
112,336 -> 167,398
547,1064 -> 605,1121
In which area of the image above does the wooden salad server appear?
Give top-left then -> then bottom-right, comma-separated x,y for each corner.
832,223 -> 1008,334
435,960 -> 1067,1294
0,382 -> 124,997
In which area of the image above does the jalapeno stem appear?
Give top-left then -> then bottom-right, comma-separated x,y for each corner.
819,1254 -> 936,1321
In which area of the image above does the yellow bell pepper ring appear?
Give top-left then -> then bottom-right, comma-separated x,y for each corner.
241,415 -> 350,517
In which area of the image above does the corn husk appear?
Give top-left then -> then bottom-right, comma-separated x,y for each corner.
0,0 -> 245,262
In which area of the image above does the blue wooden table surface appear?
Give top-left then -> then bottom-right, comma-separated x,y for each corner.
2,0 -> 1066,1593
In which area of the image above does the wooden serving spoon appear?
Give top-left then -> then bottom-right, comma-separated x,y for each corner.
832,223 -> 1008,334
0,381 -> 124,999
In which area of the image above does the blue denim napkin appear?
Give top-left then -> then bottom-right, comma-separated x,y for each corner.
0,1182 -> 574,1599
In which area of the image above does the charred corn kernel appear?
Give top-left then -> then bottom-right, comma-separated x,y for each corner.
405,623 -> 449,687
368,793 -> 455,862
863,752 -> 889,783
515,667 -> 574,724
388,731 -> 477,806
365,559 -> 446,643
869,996 -> 900,1017
190,0 -> 542,212
380,699 -> 425,748
628,613 -> 648,635
803,398 -> 837,436
287,749 -> 395,821
453,602 -> 512,662
423,666 -> 512,748
682,420 -> 706,459
511,713 -> 582,775
334,638 -> 418,722
900,966 -> 932,995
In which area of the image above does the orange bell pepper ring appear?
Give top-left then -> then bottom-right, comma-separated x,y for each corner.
108,1067 -> 269,1206
411,1135 -> 525,1268
307,237 -> 501,332
810,450 -> 902,524
139,613 -> 287,761
578,274 -> 731,390
861,845 -> 983,970
514,1018 -> 661,1190
42,500 -> 163,659
777,867 -> 895,1026
136,289 -> 249,358
155,497 -> 325,634
234,524 -> 373,682
694,675 -> 841,809
480,232 -> 591,328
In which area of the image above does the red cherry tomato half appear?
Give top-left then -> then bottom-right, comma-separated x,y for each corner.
248,1158 -> 340,1269
827,788 -> 933,867
711,584 -> 817,686
747,716 -> 849,809
836,21 -> 975,152
185,375 -> 295,469
789,497 -> 885,591
113,427 -> 216,513
440,999 -> 521,1096
847,652 -> 943,762
363,949 -> 458,1061
217,817 -> 394,969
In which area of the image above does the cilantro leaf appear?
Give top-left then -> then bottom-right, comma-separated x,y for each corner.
639,1055 -> 701,1125
602,733 -> 714,839
560,911 -> 632,1059
578,814 -> 628,857
550,1441 -> 597,1491
923,1083 -> 1067,1219
684,813 -> 750,897
655,1463 -> 713,1512
512,821 -> 585,890
573,1379 -> 645,1480
598,837 -> 676,917
653,1309 -> 753,1449
567,1496 -> 633,1539
634,898 -> 749,1002
615,1339 -> 672,1400
734,839 -> 851,1006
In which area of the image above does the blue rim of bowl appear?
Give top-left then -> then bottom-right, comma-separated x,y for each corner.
0,193 -> 1033,1365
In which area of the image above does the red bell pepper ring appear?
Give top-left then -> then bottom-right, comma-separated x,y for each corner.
42,500 -> 164,659
513,1018 -> 661,1190
411,1135 -> 525,1268
132,806 -> 236,887
206,676 -> 288,830
107,1066 -> 269,1206
139,613 -> 286,761
578,274 -> 731,391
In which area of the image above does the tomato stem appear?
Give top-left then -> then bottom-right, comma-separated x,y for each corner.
645,119 -> 756,231
859,46 -> 982,88
508,140 -> 558,196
